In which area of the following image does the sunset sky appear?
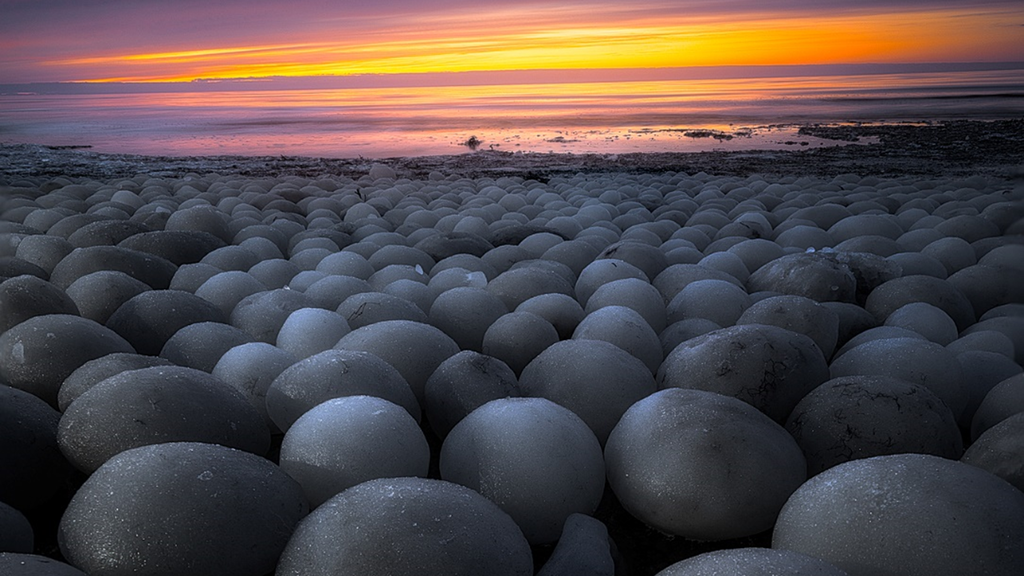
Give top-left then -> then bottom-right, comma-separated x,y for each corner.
1,0 -> 1022,84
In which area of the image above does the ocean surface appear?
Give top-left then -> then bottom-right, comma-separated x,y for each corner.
2,67 -> 1022,159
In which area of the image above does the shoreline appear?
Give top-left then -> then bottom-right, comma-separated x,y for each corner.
2,119 -> 1022,181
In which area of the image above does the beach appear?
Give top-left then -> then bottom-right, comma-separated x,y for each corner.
2,117 -> 1024,575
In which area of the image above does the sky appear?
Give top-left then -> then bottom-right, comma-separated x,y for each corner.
1,0 -> 1022,84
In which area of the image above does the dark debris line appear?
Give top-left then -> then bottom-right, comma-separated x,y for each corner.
2,120 -> 1022,182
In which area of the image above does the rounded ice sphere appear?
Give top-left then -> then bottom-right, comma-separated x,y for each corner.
117,229 -> 226,266
59,442 -> 308,576
303,274 -> 372,310
14,234 -> 73,275
606,388 -> 806,541
963,316 -> 1024,366
194,270 -> 267,318
535,513 -> 616,576
786,375 -> 962,475
58,352 -> 173,411
697,250 -> 751,283
49,245 -> 177,290
885,251 -> 948,279
660,318 -> 722,356
948,263 -> 1024,319
482,311 -> 559,375
774,225 -> 835,252
518,339 -> 656,444
511,296 -> 582,343
771,453 -> 1024,576
737,294 -> 840,358
653,548 -> 850,576
279,396 -> 429,507
596,240 -> 668,282
229,288 -> 312,343
486,265 -> 575,310
585,277 -> 666,333
827,213 -> 904,243
106,289 -> 225,355
334,319 -> 459,403
572,306 -> 662,375
424,350 -> 520,439
659,324 -> 829,423
266,348 -> 419,431
971,373 -> 1024,440
726,238 -> 786,275
921,236 -> 976,275
0,274 -> 79,333
667,278 -> 751,327
956,350 -> 1023,426
935,213 -> 1001,243
0,256 -> 47,281
368,244 -> 434,274
864,275 -> 976,332
200,244 -> 260,272
440,397 -> 605,545
57,366 -> 270,473
164,204 -> 232,242
830,337 -> 967,421
337,291 -> 427,330
746,252 -> 857,304
0,553 -> 87,576
0,384 -> 70,511
882,301 -> 958,345
574,258 -> 649,306
541,239 -> 600,278
962,412 -> 1024,492
276,477 -> 532,576
276,307 -> 350,359
211,342 -> 296,432
169,262 -> 220,292
65,270 -> 151,324
314,250 -> 374,279
0,314 -> 134,407
159,321 -> 254,372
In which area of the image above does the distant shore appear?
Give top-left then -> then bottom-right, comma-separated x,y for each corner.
3,119 -> 1022,182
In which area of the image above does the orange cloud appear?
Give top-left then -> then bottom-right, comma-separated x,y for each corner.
36,7 -> 1024,82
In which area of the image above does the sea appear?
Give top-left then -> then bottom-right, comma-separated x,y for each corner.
1,64 -> 1022,159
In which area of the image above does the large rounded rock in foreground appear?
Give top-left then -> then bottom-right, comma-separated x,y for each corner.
276,477 -> 532,576
0,314 -> 134,406
0,385 -> 70,511
59,442 -> 308,576
772,454 -> 1024,576
658,324 -> 829,423
0,553 -> 87,576
334,320 -> 459,403
105,290 -> 225,356
279,396 -> 430,508
519,339 -> 656,444
654,548 -> 850,576
57,366 -> 270,473
441,398 -> 605,545
606,388 -> 806,541
786,376 -> 963,475
266,349 -> 420,431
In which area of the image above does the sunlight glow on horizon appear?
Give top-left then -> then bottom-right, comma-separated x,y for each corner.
9,4 -> 1024,84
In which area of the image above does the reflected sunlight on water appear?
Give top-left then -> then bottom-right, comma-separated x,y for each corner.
2,69 -> 1021,158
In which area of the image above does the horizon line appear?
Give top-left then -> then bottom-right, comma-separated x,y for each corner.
4,61 -> 1023,94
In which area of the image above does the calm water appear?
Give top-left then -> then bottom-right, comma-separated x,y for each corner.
2,68 -> 1022,158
